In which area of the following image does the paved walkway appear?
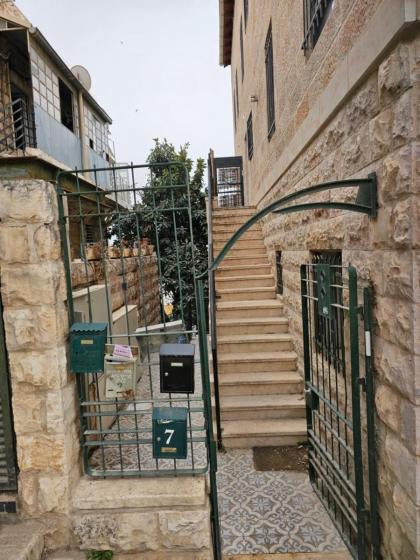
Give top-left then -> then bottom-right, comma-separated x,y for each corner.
217,449 -> 347,557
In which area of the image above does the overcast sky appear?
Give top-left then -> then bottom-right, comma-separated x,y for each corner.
17,0 -> 234,168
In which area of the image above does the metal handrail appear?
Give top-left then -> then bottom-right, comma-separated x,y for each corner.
207,150 -> 223,449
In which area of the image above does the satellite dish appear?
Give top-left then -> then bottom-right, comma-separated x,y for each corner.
71,65 -> 92,91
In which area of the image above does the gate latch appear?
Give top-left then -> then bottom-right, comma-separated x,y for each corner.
305,387 -> 319,411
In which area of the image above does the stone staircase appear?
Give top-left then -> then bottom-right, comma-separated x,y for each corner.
211,205 -> 306,448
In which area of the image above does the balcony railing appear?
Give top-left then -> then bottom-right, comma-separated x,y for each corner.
0,98 -> 36,154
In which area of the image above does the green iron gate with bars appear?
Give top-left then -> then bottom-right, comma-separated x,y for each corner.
300,263 -> 379,560
56,162 -> 221,560
0,288 -> 18,493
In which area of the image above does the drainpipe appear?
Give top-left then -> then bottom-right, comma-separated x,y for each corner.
77,90 -> 89,173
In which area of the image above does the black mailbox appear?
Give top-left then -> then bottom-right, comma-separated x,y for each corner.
159,343 -> 195,394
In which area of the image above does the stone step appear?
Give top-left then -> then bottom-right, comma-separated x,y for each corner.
212,206 -> 255,216
219,418 -> 307,448
215,245 -> 267,257
215,394 -> 305,420
217,286 -> 276,301
211,370 -> 303,396
217,333 -> 293,353
213,229 -> 263,241
216,264 -> 272,278
218,351 -> 297,373
213,235 -> 264,248
214,237 -> 264,248
46,552 -> 85,560
217,316 -> 289,335
220,255 -> 268,266
216,274 -> 275,289
212,223 -> 261,234
0,521 -> 44,560
216,299 -> 283,319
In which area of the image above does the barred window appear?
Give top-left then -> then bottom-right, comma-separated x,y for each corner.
246,112 -> 253,160
240,17 -> 244,80
312,250 -> 344,374
302,0 -> 334,51
265,23 -> 275,139
244,0 -> 248,28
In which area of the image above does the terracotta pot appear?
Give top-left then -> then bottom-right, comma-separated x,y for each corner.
132,247 -> 139,257
85,242 -> 101,260
123,247 -> 132,258
107,246 -> 120,259
147,244 -> 155,255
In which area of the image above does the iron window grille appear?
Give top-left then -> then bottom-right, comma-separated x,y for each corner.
244,0 -> 248,28
246,112 -> 253,160
312,251 -> 344,374
265,23 -> 275,139
240,17 -> 245,80
275,251 -> 283,295
302,0 -> 334,51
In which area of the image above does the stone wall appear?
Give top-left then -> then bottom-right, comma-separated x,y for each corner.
227,1 -> 419,556
0,178 -> 213,556
255,37 -> 419,560
0,179 -> 79,549
71,254 -> 161,327
71,477 -> 212,559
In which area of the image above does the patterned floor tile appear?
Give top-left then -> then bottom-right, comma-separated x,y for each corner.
217,448 -> 345,556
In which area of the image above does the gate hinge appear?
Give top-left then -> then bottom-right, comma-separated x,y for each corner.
358,377 -> 366,391
357,305 -> 364,315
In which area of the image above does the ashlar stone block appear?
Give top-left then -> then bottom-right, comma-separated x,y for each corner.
0,180 -> 58,224
72,512 -> 159,553
1,262 -> 63,307
0,225 -> 30,263
378,44 -> 411,105
8,346 -> 68,390
159,510 -> 211,551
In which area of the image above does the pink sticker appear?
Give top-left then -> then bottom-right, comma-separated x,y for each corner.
112,345 -> 133,359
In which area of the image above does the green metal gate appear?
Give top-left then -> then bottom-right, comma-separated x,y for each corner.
300,263 -> 379,559
0,287 -> 18,492
56,162 -> 221,560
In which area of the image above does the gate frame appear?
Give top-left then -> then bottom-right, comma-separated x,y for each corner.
56,162 -> 222,560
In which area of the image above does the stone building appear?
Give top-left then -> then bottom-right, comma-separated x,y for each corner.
214,0 -> 420,558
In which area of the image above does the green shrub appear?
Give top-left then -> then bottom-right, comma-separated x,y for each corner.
86,551 -> 113,560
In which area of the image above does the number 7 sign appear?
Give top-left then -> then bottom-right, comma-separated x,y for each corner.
152,407 -> 188,459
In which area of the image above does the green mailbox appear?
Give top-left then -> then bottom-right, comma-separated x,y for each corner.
152,407 -> 188,459
69,322 -> 107,374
